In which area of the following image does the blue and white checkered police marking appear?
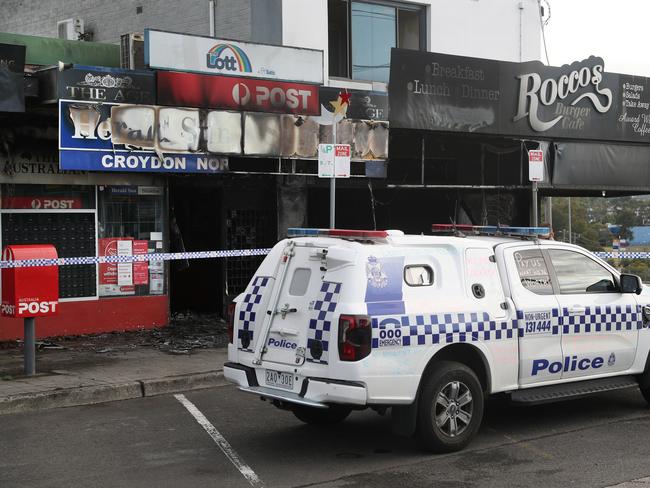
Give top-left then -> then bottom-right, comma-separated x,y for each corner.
238,276 -> 271,352
559,305 -> 641,334
371,305 -> 646,349
372,312 -> 517,349
306,281 -> 342,364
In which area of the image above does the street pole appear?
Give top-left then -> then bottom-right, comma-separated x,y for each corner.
24,317 -> 35,376
532,181 -> 538,226
330,118 -> 336,228
568,197 -> 572,244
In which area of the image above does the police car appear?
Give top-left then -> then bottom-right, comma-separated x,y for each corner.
224,225 -> 650,452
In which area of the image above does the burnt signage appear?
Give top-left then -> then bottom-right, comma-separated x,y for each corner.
157,70 -> 319,115
319,87 -> 388,121
0,43 -> 25,73
0,44 -> 25,112
58,66 -> 155,104
389,48 -> 650,143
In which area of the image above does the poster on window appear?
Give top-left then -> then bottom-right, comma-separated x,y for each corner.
98,237 -> 135,296
133,240 -> 149,285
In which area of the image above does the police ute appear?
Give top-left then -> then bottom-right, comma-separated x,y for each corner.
224,225 -> 650,452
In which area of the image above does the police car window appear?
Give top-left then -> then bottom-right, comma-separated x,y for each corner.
548,250 -> 618,294
289,268 -> 311,296
404,265 -> 433,286
513,250 -> 553,295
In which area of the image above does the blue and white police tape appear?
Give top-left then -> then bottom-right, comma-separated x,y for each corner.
594,252 -> 650,259
0,249 -> 646,269
0,248 -> 273,269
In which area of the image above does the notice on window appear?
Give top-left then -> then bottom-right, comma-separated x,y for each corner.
117,240 -> 133,286
133,240 -> 149,285
99,237 -> 135,296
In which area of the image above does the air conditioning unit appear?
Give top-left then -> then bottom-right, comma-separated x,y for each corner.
57,18 -> 84,41
120,33 -> 145,69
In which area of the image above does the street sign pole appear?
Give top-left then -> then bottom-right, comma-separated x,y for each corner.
528,149 -> 544,227
330,120 -> 336,228
532,181 -> 538,227
24,317 -> 35,376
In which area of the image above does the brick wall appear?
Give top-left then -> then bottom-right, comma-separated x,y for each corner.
0,0 -> 254,43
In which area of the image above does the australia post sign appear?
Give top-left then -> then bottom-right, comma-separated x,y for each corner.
389,48 -> 650,143
157,71 -> 319,115
59,100 -> 231,174
145,29 -> 324,85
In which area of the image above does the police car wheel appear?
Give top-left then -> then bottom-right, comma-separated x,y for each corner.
291,405 -> 352,426
416,361 -> 484,453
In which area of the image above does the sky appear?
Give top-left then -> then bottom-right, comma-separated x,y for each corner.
543,0 -> 650,77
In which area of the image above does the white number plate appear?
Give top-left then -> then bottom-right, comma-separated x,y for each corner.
265,370 -> 294,390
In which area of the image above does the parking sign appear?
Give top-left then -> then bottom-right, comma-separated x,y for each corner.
318,144 -> 351,178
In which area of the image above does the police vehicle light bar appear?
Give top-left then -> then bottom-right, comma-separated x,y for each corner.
287,228 -> 391,239
431,224 -> 551,238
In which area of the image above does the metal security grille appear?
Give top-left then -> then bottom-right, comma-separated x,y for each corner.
225,209 -> 269,296
2,213 -> 97,298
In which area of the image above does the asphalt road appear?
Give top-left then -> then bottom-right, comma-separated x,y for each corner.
2,385 -> 650,488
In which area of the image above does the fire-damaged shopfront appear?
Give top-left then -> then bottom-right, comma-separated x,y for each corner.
0,31 -> 390,339
386,48 -> 650,230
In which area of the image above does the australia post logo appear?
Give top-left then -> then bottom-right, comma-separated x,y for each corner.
206,43 -> 252,73
513,57 -> 613,132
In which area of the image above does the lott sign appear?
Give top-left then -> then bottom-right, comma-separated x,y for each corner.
157,71 -> 319,115
145,29 -> 324,84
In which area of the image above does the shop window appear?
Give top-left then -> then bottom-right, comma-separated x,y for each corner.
1,184 -> 97,299
328,0 -> 425,82
97,185 -> 166,297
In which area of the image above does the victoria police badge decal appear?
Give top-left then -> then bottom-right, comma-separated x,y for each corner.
608,352 -> 616,366
366,256 -> 388,289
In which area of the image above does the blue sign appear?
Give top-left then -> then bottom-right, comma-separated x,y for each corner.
58,100 -> 229,174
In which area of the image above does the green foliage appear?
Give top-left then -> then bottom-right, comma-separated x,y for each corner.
548,197 -> 603,251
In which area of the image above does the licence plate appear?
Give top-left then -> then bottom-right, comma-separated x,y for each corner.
265,370 -> 294,390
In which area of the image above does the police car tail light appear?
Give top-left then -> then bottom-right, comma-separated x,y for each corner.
338,315 -> 372,361
227,302 -> 236,344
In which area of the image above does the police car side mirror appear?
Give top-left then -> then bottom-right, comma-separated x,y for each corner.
620,273 -> 642,294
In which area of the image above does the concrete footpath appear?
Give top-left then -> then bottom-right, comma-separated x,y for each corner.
0,345 -> 229,415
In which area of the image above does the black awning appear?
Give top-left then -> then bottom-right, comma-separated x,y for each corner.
552,142 -> 650,189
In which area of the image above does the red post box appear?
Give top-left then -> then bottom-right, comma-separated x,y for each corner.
1,244 -> 59,318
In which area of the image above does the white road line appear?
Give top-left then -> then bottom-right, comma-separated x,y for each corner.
175,393 -> 264,488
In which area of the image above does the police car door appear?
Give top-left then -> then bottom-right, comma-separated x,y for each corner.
546,248 -> 639,379
504,246 -> 563,386
259,243 -> 331,368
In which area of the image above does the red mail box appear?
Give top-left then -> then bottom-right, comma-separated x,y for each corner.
1,245 -> 59,318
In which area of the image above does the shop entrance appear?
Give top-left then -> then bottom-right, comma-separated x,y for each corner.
169,179 -> 222,313
169,176 -> 278,316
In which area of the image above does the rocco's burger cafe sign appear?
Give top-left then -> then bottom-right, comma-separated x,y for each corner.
389,49 -> 650,143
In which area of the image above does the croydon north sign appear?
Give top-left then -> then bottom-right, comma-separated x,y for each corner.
145,29 -> 324,84
389,48 -> 650,143
58,100 -> 229,174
